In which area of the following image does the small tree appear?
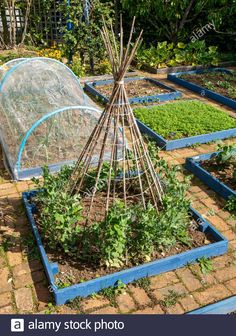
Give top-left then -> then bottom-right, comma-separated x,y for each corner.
60,0 -> 114,70
121,0 -> 235,47
122,0 -> 208,44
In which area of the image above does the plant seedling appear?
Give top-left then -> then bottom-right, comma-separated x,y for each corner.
161,290 -> 181,308
198,257 -> 213,274
99,280 -> 126,307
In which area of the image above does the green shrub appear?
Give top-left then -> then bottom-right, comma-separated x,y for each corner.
216,143 -> 236,166
135,40 -> 218,69
68,57 -> 86,77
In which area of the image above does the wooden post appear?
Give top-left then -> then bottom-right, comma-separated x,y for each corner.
0,0 -> 9,45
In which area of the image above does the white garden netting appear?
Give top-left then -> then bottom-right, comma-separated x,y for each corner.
0,57 -> 105,179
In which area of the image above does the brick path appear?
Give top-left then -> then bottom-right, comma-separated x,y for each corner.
0,71 -> 236,314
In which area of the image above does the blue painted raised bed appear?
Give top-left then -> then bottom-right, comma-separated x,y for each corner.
185,152 -> 236,200
22,190 -> 228,305
84,76 -> 182,105
136,118 -> 236,151
188,295 -> 236,314
168,68 -> 236,110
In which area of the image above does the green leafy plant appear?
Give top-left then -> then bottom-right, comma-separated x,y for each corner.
32,166 -> 83,254
83,161 -> 116,192
134,101 -> 236,140
135,40 -> 218,69
98,201 -> 130,268
95,58 -> 112,75
68,56 -> 86,77
155,161 -> 191,248
33,146 -> 193,269
83,157 -> 191,268
129,202 -> 158,262
216,143 -> 236,166
225,196 -> 236,216
205,143 -> 236,217
198,257 -> 213,274
216,144 -> 236,208
99,280 -> 126,306
58,0 -> 114,73
33,131 -> 197,272
44,302 -> 58,315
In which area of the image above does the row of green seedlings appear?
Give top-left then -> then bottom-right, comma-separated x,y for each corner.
202,72 -> 236,99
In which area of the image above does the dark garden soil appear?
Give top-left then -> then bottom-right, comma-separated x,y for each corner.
201,159 -> 236,191
33,211 -> 213,286
181,72 -> 236,100
96,79 -> 170,98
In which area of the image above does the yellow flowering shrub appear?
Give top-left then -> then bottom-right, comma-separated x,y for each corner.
38,48 -> 63,61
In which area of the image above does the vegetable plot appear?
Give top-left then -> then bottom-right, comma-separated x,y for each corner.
168,69 -> 236,110
181,71 -> 236,100
134,100 -> 236,150
23,20 -> 228,305
84,77 -> 181,105
186,143 -> 236,215
23,155 -> 228,304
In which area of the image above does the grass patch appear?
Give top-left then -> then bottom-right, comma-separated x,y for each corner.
133,277 -> 151,291
99,281 -> 126,307
134,100 -> 236,140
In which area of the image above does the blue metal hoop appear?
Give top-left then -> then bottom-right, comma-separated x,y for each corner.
16,105 -> 101,174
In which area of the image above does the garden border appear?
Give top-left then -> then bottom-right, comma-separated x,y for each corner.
185,152 -> 236,200
84,76 -> 182,105
22,190 -> 228,305
167,68 -> 236,110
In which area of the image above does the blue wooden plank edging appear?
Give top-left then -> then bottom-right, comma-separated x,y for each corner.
185,152 -> 236,200
84,77 -> 182,105
168,68 -> 236,110
188,296 -> 236,314
22,190 -> 228,306
136,119 -> 236,151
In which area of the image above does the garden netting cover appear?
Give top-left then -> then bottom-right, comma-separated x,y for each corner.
0,57 -> 110,180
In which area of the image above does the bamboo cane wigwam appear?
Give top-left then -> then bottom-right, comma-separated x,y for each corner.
68,17 -> 163,222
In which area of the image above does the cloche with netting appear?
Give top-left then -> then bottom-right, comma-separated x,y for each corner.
0,57 -> 104,180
